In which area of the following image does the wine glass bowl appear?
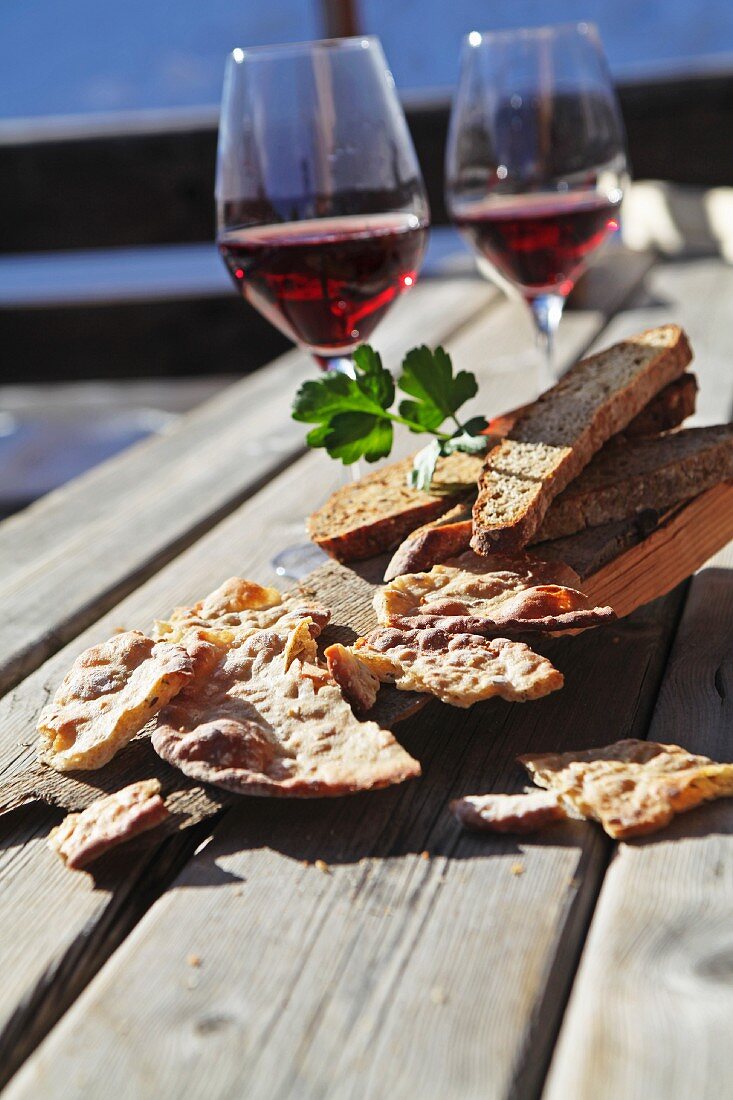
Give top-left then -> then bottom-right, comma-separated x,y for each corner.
216,37 -> 430,371
446,23 -> 628,383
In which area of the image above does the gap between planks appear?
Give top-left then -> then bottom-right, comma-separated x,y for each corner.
544,538 -> 733,1100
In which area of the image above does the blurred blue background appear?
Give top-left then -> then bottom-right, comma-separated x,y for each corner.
2,0 -> 732,118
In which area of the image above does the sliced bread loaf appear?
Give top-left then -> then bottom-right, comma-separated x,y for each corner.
311,365 -> 696,565
535,423 -> 733,541
471,325 -> 693,554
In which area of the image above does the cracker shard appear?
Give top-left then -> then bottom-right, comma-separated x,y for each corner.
37,631 -> 195,772
451,791 -> 567,833
352,627 -> 563,707
376,550 -> 615,635
154,576 -> 330,646
325,643 -> 380,713
519,739 -> 733,839
48,779 -> 168,870
152,614 -> 419,798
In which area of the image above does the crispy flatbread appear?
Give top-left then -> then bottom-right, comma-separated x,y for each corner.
451,790 -> 567,833
154,577 -> 330,645
376,551 -> 615,635
38,631 -> 195,772
48,779 -> 169,869
325,643 -> 380,712
352,626 -> 563,707
519,739 -> 733,838
152,614 -> 419,797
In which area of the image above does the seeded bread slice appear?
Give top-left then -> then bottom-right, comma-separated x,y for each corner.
307,452 -> 484,563
310,368 -> 696,564
471,325 -> 693,554
535,424 -> 733,541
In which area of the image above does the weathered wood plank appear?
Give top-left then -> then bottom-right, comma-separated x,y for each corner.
544,538 -> 733,1100
0,277 -> 496,697
0,252 -> 666,1098
2,592 -> 685,1100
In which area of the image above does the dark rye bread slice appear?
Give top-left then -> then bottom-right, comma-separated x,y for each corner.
310,369 -> 697,565
307,451 -> 484,563
471,325 -> 693,555
384,374 -> 700,580
534,423 -> 733,541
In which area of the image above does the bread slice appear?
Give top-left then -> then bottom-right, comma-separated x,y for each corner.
308,452 -> 483,563
471,325 -> 693,554
311,367 -> 696,565
384,377 -> 701,579
535,424 -> 733,541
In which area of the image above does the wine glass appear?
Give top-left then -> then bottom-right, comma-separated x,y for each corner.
216,37 -> 429,376
216,36 -> 429,578
446,23 -> 628,389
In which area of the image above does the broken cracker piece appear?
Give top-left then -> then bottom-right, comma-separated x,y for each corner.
152,615 -> 420,798
154,576 -> 329,647
38,631 -> 195,772
451,790 -> 567,833
520,739 -> 733,839
48,779 -> 168,870
376,550 -> 615,636
353,626 -> 563,707
325,643 -> 380,712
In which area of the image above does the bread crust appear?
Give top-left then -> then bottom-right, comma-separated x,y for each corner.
471,325 -> 693,554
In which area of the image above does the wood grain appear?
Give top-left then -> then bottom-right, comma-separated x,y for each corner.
584,482 -> 733,617
4,587 -> 684,1100
545,537 -> 733,1100
0,277 -> 496,698
0,256 -> 656,1092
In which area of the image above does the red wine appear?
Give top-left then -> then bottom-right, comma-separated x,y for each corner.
453,192 -> 620,297
218,213 -> 427,355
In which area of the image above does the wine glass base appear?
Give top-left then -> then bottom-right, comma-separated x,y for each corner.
272,542 -> 330,582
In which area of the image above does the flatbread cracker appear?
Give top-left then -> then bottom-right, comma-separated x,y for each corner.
451,790 -> 567,833
376,551 -> 615,635
38,631 -> 195,772
154,577 -> 329,646
519,739 -> 733,838
152,615 -> 419,797
48,779 -> 169,870
352,626 -> 564,706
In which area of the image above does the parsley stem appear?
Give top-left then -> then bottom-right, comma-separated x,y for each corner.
385,411 -> 452,440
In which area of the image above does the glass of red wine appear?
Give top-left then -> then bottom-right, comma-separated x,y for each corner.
446,23 -> 628,388
216,36 -> 429,577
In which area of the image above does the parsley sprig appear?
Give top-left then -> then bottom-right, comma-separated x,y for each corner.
292,345 -> 488,491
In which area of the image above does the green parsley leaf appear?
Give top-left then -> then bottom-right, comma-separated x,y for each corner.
351,345 -> 395,408
398,346 -> 478,430
320,411 -> 393,464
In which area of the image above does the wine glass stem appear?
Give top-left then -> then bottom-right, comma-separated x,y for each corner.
315,355 -> 356,379
527,293 -> 565,391
314,354 -> 361,480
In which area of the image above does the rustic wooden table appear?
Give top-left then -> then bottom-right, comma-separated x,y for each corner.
1,248 -> 732,1100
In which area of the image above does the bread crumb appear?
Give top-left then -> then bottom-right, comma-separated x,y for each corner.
421,850 -> 430,861
186,975 -> 200,990
234,885 -> 244,897
510,861 -> 525,876
315,859 -> 331,875
430,987 -> 448,1005
187,954 -> 202,968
